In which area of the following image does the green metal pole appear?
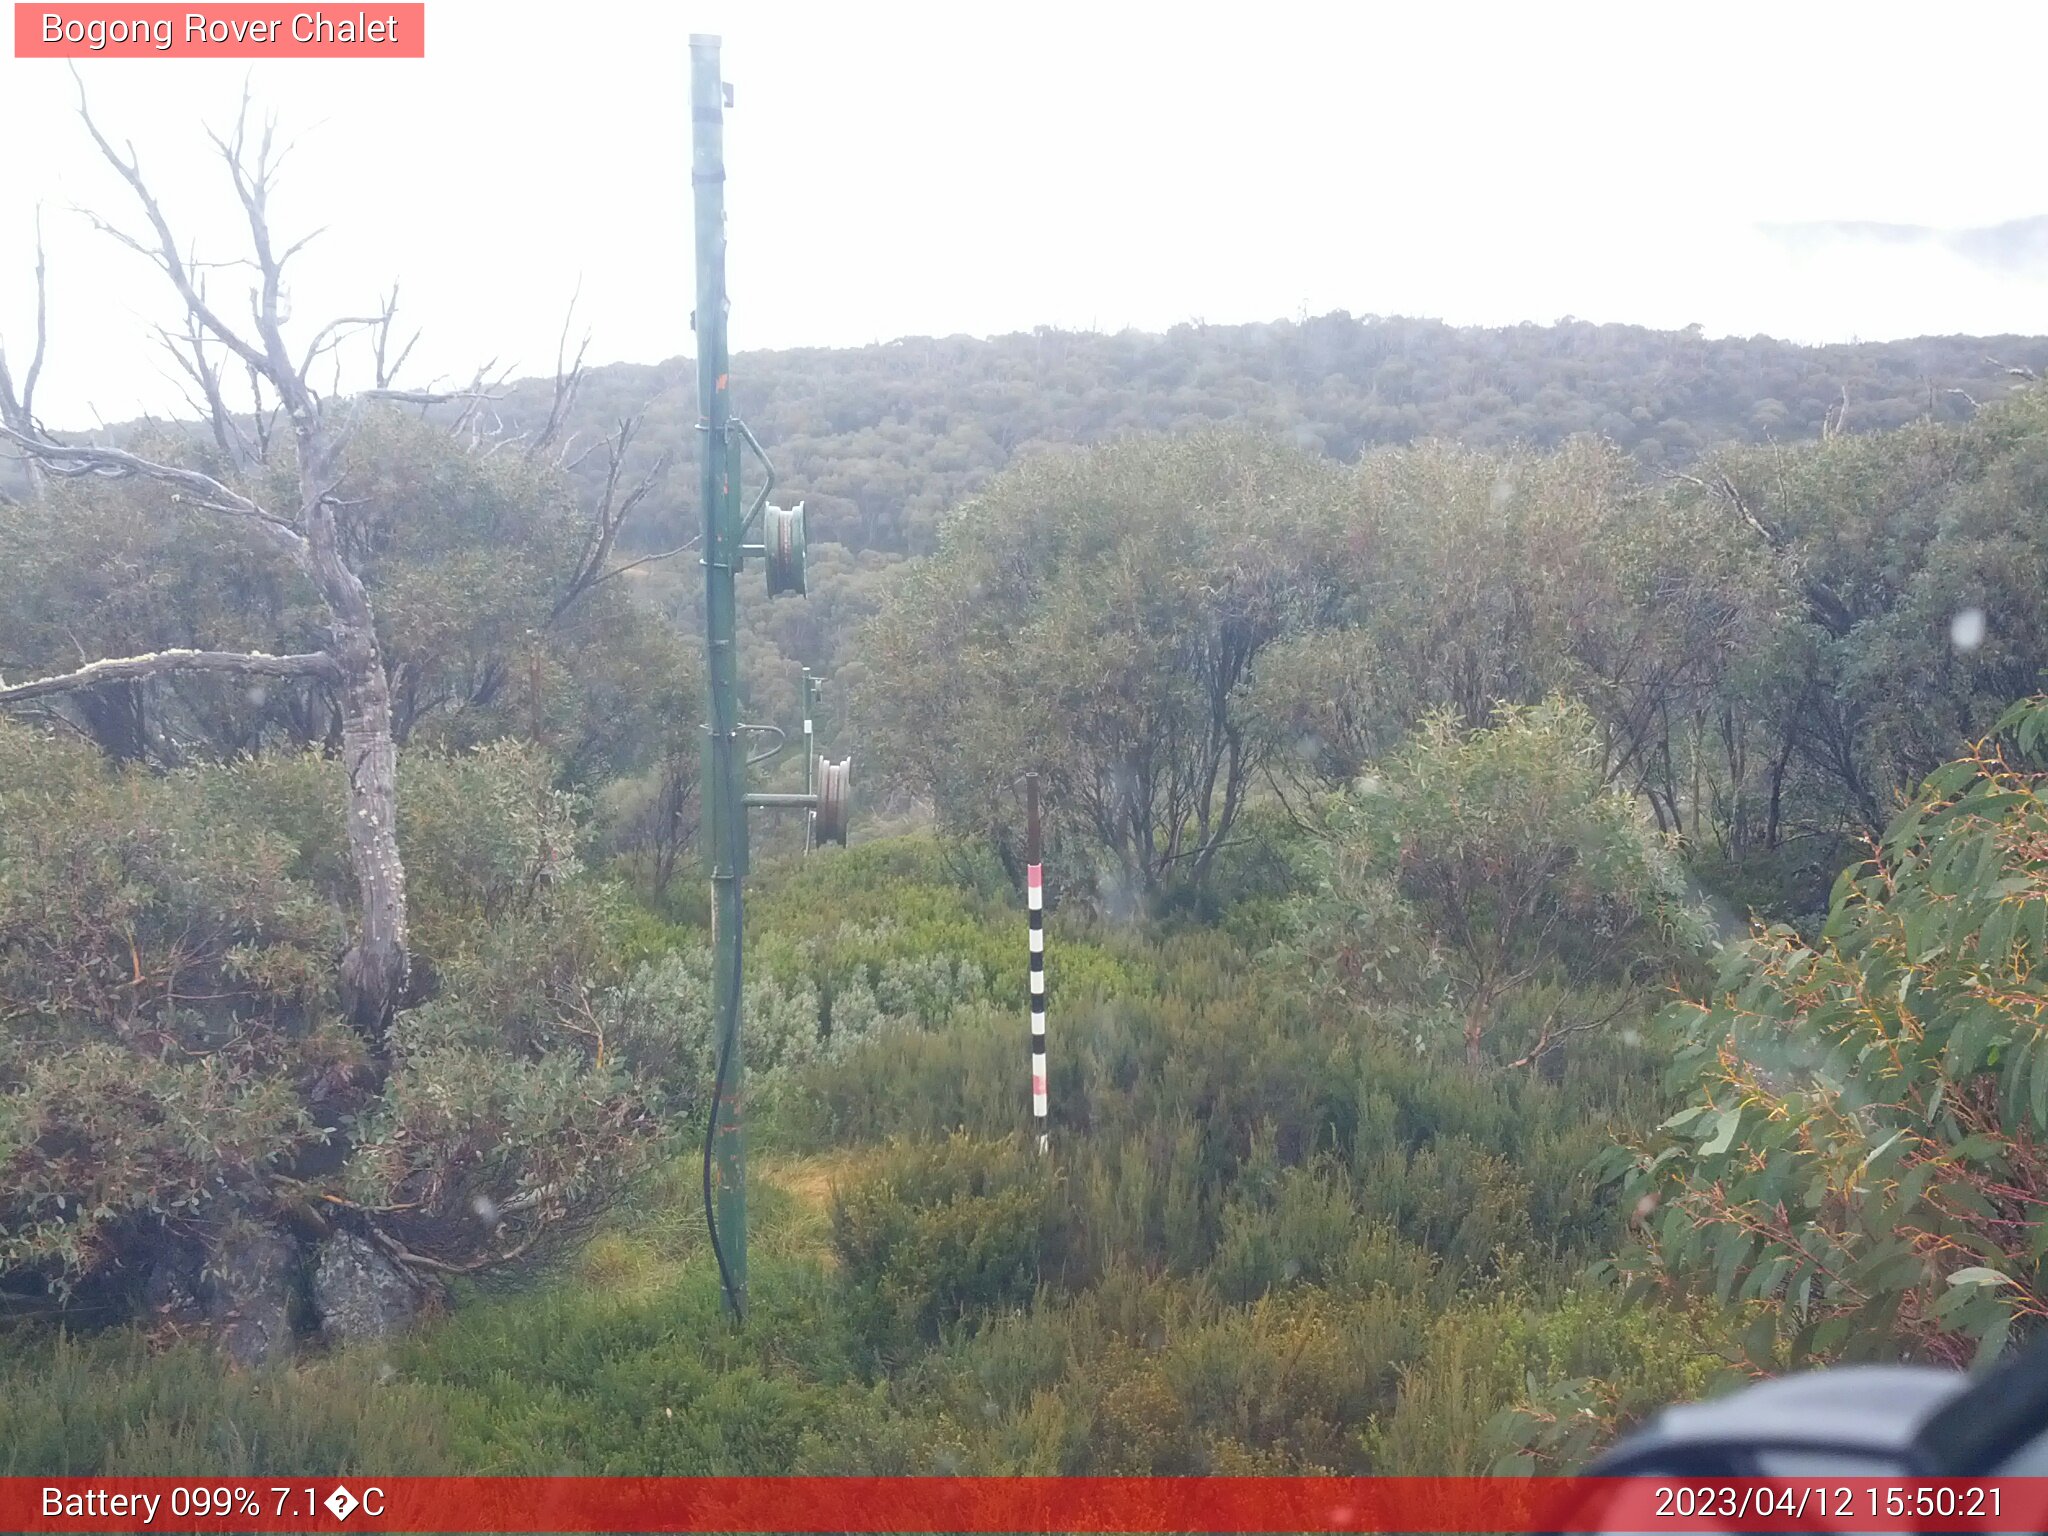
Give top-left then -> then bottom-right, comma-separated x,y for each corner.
691,31 -> 747,1321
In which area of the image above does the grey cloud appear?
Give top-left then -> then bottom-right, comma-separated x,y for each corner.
1759,215 -> 2048,274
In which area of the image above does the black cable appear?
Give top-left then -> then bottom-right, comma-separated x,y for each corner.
701,890 -> 745,1320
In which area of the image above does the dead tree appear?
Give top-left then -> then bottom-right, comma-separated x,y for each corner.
549,416 -> 678,626
0,88 -> 412,1039
527,282 -> 590,465
0,208 -> 48,502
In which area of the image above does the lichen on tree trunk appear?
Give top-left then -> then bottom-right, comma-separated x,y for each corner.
336,649 -> 408,1036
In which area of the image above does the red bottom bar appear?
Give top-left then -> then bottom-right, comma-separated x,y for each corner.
9,1477 -> 2048,1533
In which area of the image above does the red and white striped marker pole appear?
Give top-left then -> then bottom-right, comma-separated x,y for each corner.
1026,773 -> 1047,1153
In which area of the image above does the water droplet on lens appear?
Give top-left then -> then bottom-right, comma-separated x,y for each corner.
1952,607 -> 1987,653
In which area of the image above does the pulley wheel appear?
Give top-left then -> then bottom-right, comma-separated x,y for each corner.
814,757 -> 851,846
764,501 -> 807,597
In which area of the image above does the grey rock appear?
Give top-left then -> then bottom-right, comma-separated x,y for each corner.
202,1222 -> 301,1367
142,1236 -> 206,1322
312,1230 -> 417,1345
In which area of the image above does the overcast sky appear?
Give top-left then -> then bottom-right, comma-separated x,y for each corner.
4,0 -> 2048,426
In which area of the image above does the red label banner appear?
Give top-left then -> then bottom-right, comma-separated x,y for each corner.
6,1477 -> 2048,1533
14,4 -> 425,57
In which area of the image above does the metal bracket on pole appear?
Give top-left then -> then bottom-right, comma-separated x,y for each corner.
744,762 -> 850,846
733,420 -> 807,596
740,670 -> 847,848
740,722 -> 787,768
732,419 -> 777,547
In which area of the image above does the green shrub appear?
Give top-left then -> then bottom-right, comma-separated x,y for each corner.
1210,1156 -> 1438,1305
0,720 -> 680,1309
0,1329 -> 452,1476
1367,1288 -> 1743,1474
832,1135 -> 1071,1360
1288,698 -> 1704,1066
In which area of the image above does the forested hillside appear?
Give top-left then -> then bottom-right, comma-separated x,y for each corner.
30,313 -> 2048,749
512,313 -> 2048,560
433,315 -> 2048,756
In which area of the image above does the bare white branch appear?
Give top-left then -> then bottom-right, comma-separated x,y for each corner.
70,69 -> 273,383
529,282 -> 589,463
156,309 -> 253,471
0,207 -> 51,497
298,313 -> 385,381
0,647 -> 338,706
362,385 -> 501,407
550,416 -> 675,624
371,285 -> 421,391
0,422 -> 305,549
